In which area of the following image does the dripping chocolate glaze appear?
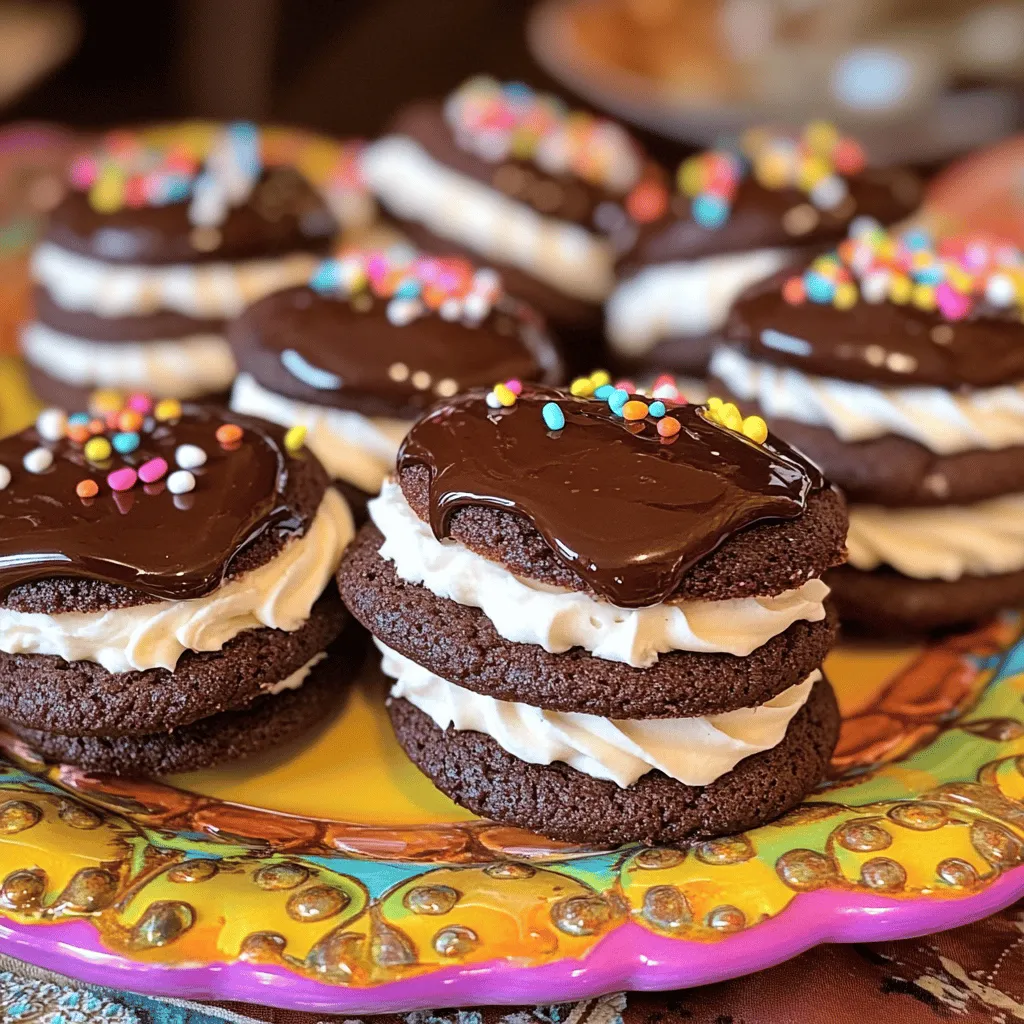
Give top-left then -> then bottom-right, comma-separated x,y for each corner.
398,387 -> 825,608
46,168 -> 338,265
724,270 -> 1024,389
0,408 -> 306,601
228,284 -> 563,419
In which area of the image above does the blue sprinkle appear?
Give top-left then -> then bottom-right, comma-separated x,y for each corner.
112,432 -> 140,454
902,228 -> 930,252
309,260 -> 340,294
542,402 -> 565,431
648,400 -> 666,418
594,383 -> 614,399
395,277 -> 421,299
692,194 -> 729,229
608,388 -> 630,415
68,412 -> 90,426
804,272 -> 835,304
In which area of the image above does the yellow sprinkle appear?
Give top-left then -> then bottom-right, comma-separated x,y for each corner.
493,383 -> 516,407
284,425 -> 307,453
570,377 -> 595,397
754,150 -> 792,190
589,369 -> 611,388
89,388 -> 123,416
804,120 -> 839,155
912,283 -> 936,311
719,402 -> 743,432
677,158 -> 703,197
89,165 -> 124,214
707,396 -> 723,411
154,398 -> 182,422
742,415 -> 768,444
797,155 -> 830,191
889,274 -> 912,305
84,437 -> 112,462
947,266 -> 974,295
833,282 -> 858,310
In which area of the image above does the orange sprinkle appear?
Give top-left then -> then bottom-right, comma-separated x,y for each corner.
782,277 -> 806,305
117,410 -> 144,433
216,423 -> 244,447
76,479 -> 99,499
88,419 -> 106,436
622,400 -> 649,421
68,425 -> 91,444
657,416 -> 681,438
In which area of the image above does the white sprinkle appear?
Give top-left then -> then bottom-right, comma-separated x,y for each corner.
23,447 -> 53,474
463,293 -> 488,322
175,444 -> 207,470
439,298 -> 462,321
485,391 -> 502,409
986,273 -> 1016,308
35,408 -> 67,442
472,268 -> 501,293
810,175 -> 848,211
167,470 -> 196,495
0,465 -> 9,490
861,271 -> 890,304
386,297 -> 423,326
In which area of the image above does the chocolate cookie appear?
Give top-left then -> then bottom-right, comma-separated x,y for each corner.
827,565 -> 1024,634
7,631 -> 363,775
0,404 -> 330,613
388,676 -> 840,846
341,525 -> 837,716
0,589 -> 346,736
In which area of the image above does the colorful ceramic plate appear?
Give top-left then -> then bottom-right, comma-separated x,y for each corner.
3,367 -> 1024,1012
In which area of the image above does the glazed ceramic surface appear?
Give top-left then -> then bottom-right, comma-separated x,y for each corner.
3,360 -> 1024,1012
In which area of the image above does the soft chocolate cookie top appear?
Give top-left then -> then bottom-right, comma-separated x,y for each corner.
615,123 -> 921,273
0,398 -> 327,607
229,249 -> 563,419
723,225 -> 1024,388
397,380 -> 830,608
46,122 -> 340,265
390,77 -> 648,231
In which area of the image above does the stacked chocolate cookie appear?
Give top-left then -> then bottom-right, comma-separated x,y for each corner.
361,76 -> 650,369
0,398 -> 356,773
339,381 -> 847,845
608,123 -> 922,375
228,247 -> 562,516
24,122 -> 355,407
714,223 -> 1024,632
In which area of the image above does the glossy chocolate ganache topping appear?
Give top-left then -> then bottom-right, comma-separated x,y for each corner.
47,122 -> 340,264
0,398 -> 314,602
724,224 -> 1024,389
398,381 -> 825,608
229,249 -> 563,418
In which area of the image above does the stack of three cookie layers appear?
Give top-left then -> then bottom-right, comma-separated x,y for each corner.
340,384 -> 848,845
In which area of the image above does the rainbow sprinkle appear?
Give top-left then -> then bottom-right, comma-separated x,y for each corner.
625,121 -> 867,228
311,247 -> 505,328
444,77 -> 643,194
781,220 -> 1024,321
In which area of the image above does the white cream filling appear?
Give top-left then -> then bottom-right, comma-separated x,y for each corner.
606,250 -> 792,357
231,373 -> 409,494
0,489 -> 354,674
369,479 -> 828,667
22,322 -> 238,399
32,242 -> 321,319
262,653 -> 326,695
381,641 -> 817,788
711,346 -> 1024,456
847,494 -> 1024,581
361,135 -> 614,303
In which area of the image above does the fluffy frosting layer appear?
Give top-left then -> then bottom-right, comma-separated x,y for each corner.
232,373 -> 408,493
32,242 -> 320,319
847,494 -> 1024,581
22,322 -> 237,399
370,479 -> 829,666
712,346 -> 1024,456
381,641 -> 817,788
0,489 -> 353,673
362,135 -> 613,303
263,653 -> 326,695
607,250 -> 791,357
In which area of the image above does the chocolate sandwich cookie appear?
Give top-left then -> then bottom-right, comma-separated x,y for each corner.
607,123 -> 922,375
361,77 -> 653,372
0,396 -> 355,771
338,378 -> 847,845
229,247 -> 562,517
713,222 -> 1024,632
24,122 -> 370,404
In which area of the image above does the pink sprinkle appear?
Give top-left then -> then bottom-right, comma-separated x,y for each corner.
107,467 -> 138,492
615,379 -> 637,392
138,457 -> 168,483
505,379 -> 523,395
936,282 -> 971,321
69,156 -> 97,189
127,393 -> 153,414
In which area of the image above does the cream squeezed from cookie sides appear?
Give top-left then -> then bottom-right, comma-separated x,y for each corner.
0,489 -> 353,673
369,479 -> 829,667
231,373 -> 410,494
380,640 -> 818,788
